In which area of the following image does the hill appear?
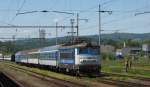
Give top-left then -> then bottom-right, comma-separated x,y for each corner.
0,33 -> 149,54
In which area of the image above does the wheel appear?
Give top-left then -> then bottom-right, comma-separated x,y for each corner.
76,70 -> 80,77
66,68 -> 69,72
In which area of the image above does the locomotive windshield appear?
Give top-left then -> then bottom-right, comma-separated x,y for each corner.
79,47 -> 100,55
60,52 -> 73,59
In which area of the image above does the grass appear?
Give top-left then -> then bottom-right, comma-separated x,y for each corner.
101,58 -> 150,78
0,58 -> 150,86
0,61 -> 131,85
0,61 -> 91,86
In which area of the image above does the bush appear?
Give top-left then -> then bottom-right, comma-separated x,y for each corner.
101,53 -> 116,60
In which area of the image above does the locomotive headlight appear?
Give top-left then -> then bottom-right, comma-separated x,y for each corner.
80,59 -> 87,63
80,59 -> 84,62
80,59 -> 97,63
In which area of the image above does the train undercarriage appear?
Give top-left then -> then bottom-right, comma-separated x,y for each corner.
16,62 -> 101,76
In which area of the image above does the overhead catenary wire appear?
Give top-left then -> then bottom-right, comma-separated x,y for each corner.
1,0 -> 150,40
57,0 -> 149,36
10,0 -> 26,23
100,0 -> 117,6
135,11 -> 150,16
80,4 -> 150,33
0,20 -> 17,26
54,0 -> 118,14
81,4 -> 150,29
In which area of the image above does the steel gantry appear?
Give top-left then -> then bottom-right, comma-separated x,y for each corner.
0,25 -> 77,28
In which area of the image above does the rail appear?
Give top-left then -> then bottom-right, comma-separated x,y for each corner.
0,72 -> 22,87
4,63 -> 85,87
3,62 -> 150,87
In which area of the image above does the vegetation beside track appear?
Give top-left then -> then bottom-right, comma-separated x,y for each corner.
0,61 -> 92,87
101,57 -> 150,80
0,60 -> 150,87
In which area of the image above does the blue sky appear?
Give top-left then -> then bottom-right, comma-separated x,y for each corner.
0,0 -> 150,40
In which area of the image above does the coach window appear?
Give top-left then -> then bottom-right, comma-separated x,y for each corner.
43,53 -> 46,59
48,53 -> 51,59
40,53 -> 44,59
45,53 -> 49,60
33,54 -> 35,58
52,53 -> 55,59
47,53 -> 50,59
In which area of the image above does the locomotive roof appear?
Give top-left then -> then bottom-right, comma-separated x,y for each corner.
60,42 -> 99,49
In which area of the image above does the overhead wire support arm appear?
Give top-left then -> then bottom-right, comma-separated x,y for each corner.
51,11 -> 75,15
97,10 -> 112,14
16,11 -> 39,15
135,11 -> 150,16
16,10 -> 75,16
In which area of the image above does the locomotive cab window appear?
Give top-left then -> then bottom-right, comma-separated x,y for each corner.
60,52 -> 73,59
79,47 -> 100,55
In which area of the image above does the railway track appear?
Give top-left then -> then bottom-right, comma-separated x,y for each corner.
3,62 -> 150,87
0,72 -> 22,87
96,78 -> 149,87
4,63 -> 86,87
102,72 -> 150,80
94,72 -> 150,87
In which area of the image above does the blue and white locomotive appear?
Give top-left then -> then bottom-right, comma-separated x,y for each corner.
15,43 -> 101,75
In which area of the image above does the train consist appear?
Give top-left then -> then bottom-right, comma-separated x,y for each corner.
0,55 -> 12,61
14,43 -> 101,75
